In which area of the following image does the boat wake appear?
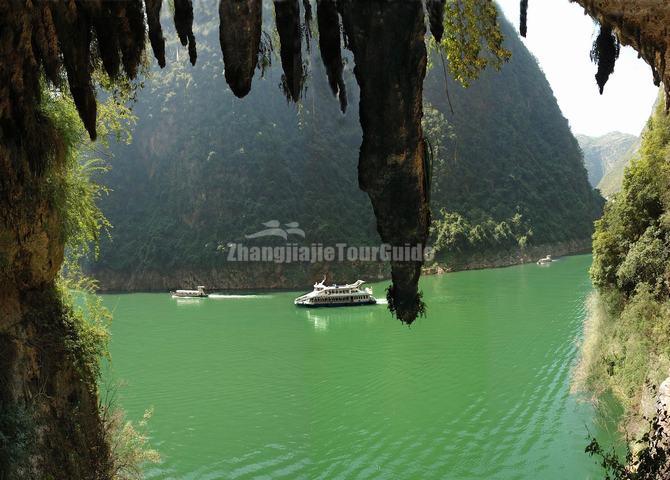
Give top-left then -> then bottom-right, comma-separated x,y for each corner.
208,294 -> 271,299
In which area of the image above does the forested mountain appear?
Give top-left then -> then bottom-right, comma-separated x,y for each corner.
424,16 -> 603,268
91,9 -> 602,289
576,132 -> 639,196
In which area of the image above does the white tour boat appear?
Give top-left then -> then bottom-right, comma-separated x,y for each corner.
537,255 -> 553,265
171,286 -> 208,298
294,278 -> 376,307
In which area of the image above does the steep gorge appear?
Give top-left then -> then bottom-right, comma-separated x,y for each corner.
1,1 -> 670,478
91,11 -> 603,290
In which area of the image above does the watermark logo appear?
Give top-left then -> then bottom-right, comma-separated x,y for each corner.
244,220 -> 305,240
224,220 -> 434,263
226,242 -> 434,263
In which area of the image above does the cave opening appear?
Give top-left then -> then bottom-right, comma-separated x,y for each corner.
2,0 -> 670,478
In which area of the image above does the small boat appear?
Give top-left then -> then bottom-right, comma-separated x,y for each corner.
171,286 -> 208,298
294,278 -> 376,307
537,255 -> 553,265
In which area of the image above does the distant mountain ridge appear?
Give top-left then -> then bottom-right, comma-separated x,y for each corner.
577,132 -> 639,196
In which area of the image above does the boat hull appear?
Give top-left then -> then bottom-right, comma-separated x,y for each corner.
295,299 -> 377,308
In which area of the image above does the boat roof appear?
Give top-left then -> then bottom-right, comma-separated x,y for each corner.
313,279 -> 365,289
175,287 -> 205,292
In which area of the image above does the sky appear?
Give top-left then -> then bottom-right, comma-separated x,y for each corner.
496,0 -> 659,137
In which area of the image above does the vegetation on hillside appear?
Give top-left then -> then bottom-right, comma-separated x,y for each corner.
597,142 -> 640,199
575,91 -> 670,476
582,92 -> 670,411
425,16 -> 603,265
91,11 -> 602,285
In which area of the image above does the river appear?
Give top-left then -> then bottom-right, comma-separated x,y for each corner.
103,254 -> 613,479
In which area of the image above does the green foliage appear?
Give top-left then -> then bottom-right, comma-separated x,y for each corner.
424,16 -> 602,265
0,404 -> 36,475
37,74 -> 136,381
37,71 -> 159,479
40,81 -> 135,260
615,227 -> 669,297
591,93 -> 670,295
579,289 -> 670,413
56,282 -> 111,381
431,0 -> 511,87
586,406 -> 670,479
37,80 -> 132,382
431,209 -> 532,261
581,91 -> 670,476
101,402 -> 161,480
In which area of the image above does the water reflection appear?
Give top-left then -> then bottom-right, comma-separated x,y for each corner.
302,307 -> 377,331
174,297 -> 204,307
208,294 -> 272,299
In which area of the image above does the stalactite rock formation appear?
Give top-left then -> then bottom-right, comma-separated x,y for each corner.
173,0 -> 197,65
146,0 -> 167,68
3,0 -> 670,323
427,0 -> 447,42
520,0 -> 528,38
572,0 -> 670,108
591,25 -> 620,94
339,0 -> 430,323
219,0 -> 262,97
274,0 -> 305,101
316,0 -> 347,112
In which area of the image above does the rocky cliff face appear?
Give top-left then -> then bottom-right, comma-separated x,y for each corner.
0,155 -> 109,478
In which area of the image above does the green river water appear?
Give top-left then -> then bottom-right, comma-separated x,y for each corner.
103,254 -> 615,479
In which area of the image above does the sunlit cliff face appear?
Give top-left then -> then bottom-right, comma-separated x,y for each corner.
1,0 -> 669,324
